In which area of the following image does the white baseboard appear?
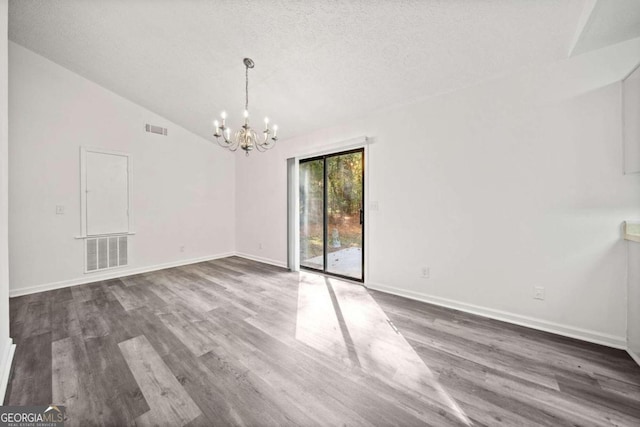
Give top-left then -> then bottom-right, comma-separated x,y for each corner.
0,338 -> 16,404
629,348 -> 640,367
234,252 -> 288,269
9,252 -> 236,297
7,253 -> 629,351
366,282 -> 627,350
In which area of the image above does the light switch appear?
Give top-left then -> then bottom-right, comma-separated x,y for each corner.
56,205 -> 65,215
370,201 -> 379,211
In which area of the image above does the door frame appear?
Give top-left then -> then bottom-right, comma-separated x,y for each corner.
288,137 -> 369,283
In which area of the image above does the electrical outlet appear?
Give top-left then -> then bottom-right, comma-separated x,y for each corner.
259,243 -> 263,250
55,205 -> 65,215
421,267 -> 430,278
533,286 -> 545,300
179,246 -> 185,253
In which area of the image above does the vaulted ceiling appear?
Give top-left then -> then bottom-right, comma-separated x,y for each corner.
8,1 -> 640,141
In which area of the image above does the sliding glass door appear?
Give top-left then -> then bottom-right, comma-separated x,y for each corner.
299,148 -> 364,281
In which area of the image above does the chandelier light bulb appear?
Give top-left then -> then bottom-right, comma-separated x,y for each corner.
221,111 -> 227,119
243,110 -> 249,118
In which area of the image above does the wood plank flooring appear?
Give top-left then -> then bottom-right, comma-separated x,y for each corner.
4,256 -> 640,426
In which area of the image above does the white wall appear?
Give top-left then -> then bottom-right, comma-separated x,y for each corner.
628,242 -> 640,364
235,37 -> 640,348
625,64 -> 640,365
624,63 -> 640,173
0,0 -> 14,402
8,42 -> 236,295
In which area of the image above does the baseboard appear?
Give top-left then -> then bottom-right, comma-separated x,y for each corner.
7,253 -> 628,350
0,338 -> 16,404
234,252 -> 288,269
366,282 -> 627,350
9,252 -> 236,297
629,348 -> 640,367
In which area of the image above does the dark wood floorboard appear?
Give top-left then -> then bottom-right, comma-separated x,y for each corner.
4,256 -> 640,426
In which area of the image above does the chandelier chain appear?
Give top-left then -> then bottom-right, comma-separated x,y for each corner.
245,64 -> 249,112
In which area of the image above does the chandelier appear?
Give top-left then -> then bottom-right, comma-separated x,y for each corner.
213,58 -> 278,155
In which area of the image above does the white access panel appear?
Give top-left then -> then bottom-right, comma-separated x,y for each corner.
85,151 -> 129,235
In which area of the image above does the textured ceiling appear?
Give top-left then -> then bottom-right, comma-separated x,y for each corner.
571,0 -> 640,56
8,0 -> 596,140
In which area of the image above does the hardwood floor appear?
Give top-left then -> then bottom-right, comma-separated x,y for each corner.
5,256 -> 640,426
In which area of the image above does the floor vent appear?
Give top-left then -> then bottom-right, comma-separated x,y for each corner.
86,235 -> 128,272
145,124 -> 168,136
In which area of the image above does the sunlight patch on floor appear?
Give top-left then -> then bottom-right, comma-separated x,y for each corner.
295,272 -> 472,425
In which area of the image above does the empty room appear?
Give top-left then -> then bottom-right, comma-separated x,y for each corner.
1,0 -> 640,426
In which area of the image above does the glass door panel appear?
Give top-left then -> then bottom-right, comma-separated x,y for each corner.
299,149 -> 364,281
299,159 -> 324,271
325,151 -> 363,280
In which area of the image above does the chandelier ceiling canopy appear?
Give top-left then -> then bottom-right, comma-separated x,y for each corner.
213,58 -> 278,155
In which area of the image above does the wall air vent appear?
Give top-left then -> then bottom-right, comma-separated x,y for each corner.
86,235 -> 128,273
145,124 -> 168,136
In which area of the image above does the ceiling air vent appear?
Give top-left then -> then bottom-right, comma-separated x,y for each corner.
145,124 -> 168,136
